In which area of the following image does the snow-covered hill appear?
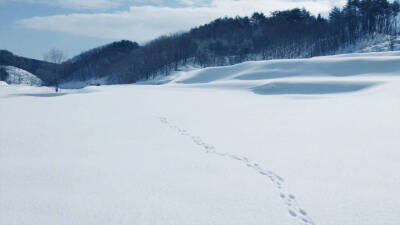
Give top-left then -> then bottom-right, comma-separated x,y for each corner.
332,35 -> 400,54
358,36 -> 400,53
1,51 -> 399,225
169,51 -> 400,96
0,65 -> 43,86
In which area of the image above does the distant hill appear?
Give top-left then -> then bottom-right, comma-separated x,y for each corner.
62,40 -> 139,83
0,65 -> 43,86
0,50 -> 55,85
1,0 -> 399,88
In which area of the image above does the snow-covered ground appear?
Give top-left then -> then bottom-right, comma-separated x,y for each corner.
0,66 -> 43,86
334,35 -> 400,54
359,36 -> 400,53
1,51 -> 399,225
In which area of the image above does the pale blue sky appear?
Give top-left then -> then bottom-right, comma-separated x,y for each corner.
0,0 -> 344,60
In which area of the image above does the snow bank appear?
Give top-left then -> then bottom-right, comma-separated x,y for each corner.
175,51 -> 400,84
252,81 -> 377,95
170,51 -> 400,96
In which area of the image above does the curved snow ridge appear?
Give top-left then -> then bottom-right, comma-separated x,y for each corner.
252,81 -> 378,95
173,51 -> 400,85
159,117 -> 315,225
0,66 -> 43,86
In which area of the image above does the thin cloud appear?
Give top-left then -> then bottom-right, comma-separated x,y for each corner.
18,0 -> 347,42
0,0 -> 128,9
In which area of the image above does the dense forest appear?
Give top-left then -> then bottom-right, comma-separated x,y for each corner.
0,66 -> 8,81
1,0 -> 400,86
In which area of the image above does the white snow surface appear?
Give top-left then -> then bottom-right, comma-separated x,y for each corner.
1,51 -> 399,225
60,77 -> 109,89
0,66 -> 43,86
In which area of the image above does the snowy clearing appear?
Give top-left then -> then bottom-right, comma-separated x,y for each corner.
1,51 -> 400,225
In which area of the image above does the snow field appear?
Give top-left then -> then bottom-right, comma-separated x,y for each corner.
1,51 -> 400,225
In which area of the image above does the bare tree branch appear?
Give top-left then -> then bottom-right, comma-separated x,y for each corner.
43,48 -> 67,64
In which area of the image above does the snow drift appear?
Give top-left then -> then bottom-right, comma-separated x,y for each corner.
168,51 -> 400,97
175,51 -> 400,83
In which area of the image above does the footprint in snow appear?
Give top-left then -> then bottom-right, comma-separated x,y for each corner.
299,209 -> 307,216
289,210 -> 297,217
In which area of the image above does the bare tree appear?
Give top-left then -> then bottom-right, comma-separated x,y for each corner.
44,48 -> 66,64
43,48 -> 67,92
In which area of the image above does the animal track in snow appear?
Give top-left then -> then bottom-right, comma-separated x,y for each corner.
159,117 -> 315,225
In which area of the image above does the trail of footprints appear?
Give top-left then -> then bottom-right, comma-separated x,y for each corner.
160,117 -> 316,225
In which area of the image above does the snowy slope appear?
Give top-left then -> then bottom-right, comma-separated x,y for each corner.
0,65 -> 43,86
333,35 -> 400,54
170,51 -> 400,97
174,51 -> 400,82
0,51 -> 399,225
359,36 -> 400,53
